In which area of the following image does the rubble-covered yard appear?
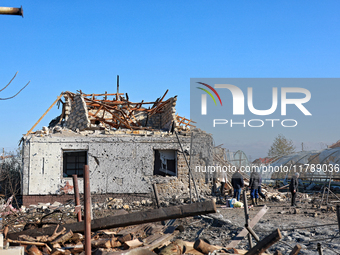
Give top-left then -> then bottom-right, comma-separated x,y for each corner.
1,187 -> 339,255
0,89 -> 338,254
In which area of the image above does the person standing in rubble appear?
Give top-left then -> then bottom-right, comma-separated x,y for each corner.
231,170 -> 244,201
258,172 -> 266,201
249,170 -> 260,206
220,171 -> 228,196
289,172 -> 299,207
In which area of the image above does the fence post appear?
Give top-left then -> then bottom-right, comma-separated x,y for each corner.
84,165 -> 91,255
72,175 -> 82,222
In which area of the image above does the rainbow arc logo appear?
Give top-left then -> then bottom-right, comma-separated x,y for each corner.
196,82 -> 222,115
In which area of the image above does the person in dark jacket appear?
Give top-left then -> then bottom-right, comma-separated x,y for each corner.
231,170 -> 244,201
289,173 -> 299,206
258,174 -> 266,201
249,171 -> 260,206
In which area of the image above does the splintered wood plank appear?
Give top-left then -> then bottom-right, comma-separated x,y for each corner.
93,105 -> 103,117
82,93 -> 124,97
26,94 -> 63,136
245,229 -> 281,255
149,90 -> 169,115
226,205 -> 269,248
129,112 -> 142,127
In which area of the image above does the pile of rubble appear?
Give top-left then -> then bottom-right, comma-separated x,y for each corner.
2,221 -> 274,255
1,200 -> 286,255
1,189 -> 340,254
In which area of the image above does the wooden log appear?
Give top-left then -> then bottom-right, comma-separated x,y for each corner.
93,248 -> 157,255
19,235 -> 37,242
124,239 -> 144,250
243,189 -> 253,249
91,238 -> 112,249
182,242 -> 204,255
52,243 -> 62,249
70,233 -> 84,243
51,248 -> 72,255
289,244 -> 302,255
42,246 -> 52,254
144,232 -> 179,251
27,245 -> 43,255
111,240 -> 122,248
8,200 -> 216,239
193,239 -> 218,254
68,244 -> 84,254
37,225 -> 66,242
245,224 -> 260,242
51,230 -> 73,245
7,238 -> 47,246
245,229 -> 282,255
159,239 -> 186,255
118,233 -> 133,243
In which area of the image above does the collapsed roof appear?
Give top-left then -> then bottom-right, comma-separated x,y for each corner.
26,90 -> 195,136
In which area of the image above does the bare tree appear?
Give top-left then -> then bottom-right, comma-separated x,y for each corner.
0,149 -> 22,207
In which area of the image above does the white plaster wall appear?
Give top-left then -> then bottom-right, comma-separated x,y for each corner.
22,135 -> 197,195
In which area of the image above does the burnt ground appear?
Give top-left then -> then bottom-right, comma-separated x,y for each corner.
5,192 -> 340,254
176,198 -> 340,255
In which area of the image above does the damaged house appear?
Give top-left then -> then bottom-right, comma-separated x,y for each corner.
20,90 -> 214,206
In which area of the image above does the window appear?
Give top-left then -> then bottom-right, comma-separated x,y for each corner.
154,150 -> 177,176
63,151 -> 87,177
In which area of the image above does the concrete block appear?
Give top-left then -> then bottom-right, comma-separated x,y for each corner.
1,246 -> 24,255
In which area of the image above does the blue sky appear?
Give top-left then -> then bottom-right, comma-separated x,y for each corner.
1,1 -> 339,159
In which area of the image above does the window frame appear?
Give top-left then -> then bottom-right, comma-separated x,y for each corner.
62,149 -> 88,178
153,149 -> 177,177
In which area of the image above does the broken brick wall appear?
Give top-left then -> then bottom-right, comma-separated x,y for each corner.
155,129 -> 214,199
65,94 -> 90,131
134,97 -> 177,130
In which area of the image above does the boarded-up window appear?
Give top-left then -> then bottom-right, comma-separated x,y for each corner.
63,151 -> 87,177
154,150 -> 177,176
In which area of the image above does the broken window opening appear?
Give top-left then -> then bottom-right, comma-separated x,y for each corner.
63,150 -> 88,178
154,150 -> 177,177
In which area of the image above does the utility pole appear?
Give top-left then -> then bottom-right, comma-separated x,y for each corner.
116,75 -> 119,101
0,6 -> 24,17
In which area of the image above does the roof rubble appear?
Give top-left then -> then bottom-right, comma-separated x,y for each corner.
26,90 -> 196,137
